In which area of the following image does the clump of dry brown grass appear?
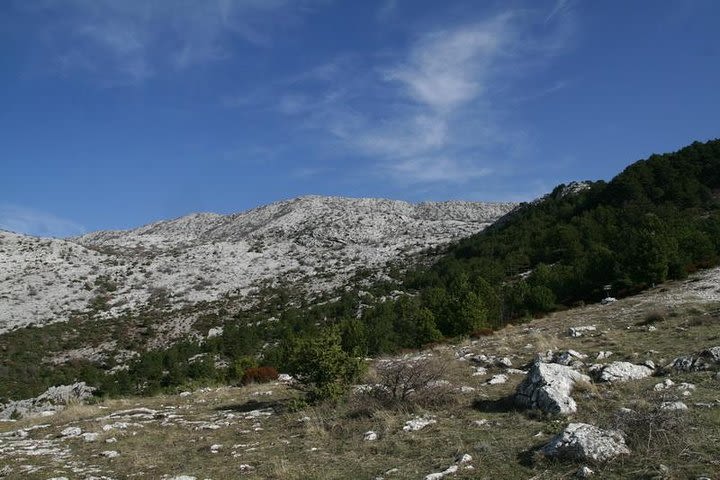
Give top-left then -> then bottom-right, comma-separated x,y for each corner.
639,309 -> 667,325
610,401 -> 690,459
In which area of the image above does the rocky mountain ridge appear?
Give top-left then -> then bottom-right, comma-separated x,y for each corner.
0,195 -> 516,334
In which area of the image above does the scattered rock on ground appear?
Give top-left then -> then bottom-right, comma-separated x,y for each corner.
81,432 -> 99,442
661,401 -> 688,411
569,326 -> 597,338
487,374 -> 508,385
424,465 -> 458,480
403,416 -> 437,432
666,346 -> 720,372
364,431 -> 378,441
552,350 -> 588,368
576,465 -> 595,478
60,426 -> 82,437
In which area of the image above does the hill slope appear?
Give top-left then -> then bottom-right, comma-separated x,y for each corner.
0,196 -> 515,335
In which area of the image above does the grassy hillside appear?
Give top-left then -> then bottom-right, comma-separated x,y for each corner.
2,275 -> 719,479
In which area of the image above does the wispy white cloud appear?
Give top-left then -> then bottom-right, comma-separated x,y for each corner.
0,205 -> 86,238
224,5 -> 575,185
385,14 -> 515,112
390,157 -> 492,184
545,0 -> 574,24
33,0 -> 325,85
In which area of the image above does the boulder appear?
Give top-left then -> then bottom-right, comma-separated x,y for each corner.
595,362 -> 653,383
541,423 -> 630,463
515,362 -> 591,414
666,346 -> 720,372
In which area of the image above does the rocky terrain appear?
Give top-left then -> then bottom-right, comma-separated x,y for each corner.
0,196 -> 516,335
1,266 -> 719,479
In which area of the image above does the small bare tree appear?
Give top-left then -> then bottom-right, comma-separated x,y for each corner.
370,357 -> 448,406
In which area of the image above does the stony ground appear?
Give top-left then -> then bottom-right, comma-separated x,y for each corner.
1,270 -> 720,479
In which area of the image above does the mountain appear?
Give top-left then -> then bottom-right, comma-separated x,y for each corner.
0,196 -> 516,335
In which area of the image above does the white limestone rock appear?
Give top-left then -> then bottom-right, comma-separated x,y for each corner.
403,416 -> 436,432
0,383 -> 96,420
569,326 -> 596,338
81,432 -> 99,442
576,465 -> 595,478
596,362 -> 653,383
660,401 -> 688,411
364,431 -> 378,441
515,362 -> 591,414
541,423 -> 630,462
60,426 -> 82,437
487,374 -> 508,385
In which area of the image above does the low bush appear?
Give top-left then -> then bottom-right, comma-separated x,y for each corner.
366,356 -> 451,407
242,366 -> 279,385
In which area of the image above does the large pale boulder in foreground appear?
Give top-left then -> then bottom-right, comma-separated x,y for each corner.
515,362 -> 591,414
541,423 -> 630,463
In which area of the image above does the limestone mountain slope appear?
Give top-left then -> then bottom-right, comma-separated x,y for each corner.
0,196 -> 516,334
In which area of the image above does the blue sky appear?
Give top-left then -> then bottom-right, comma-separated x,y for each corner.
1,0 -> 719,237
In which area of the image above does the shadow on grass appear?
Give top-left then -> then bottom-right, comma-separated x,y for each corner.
472,395 -> 518,413
516,440 -> 548,468
214,398 -> 292,414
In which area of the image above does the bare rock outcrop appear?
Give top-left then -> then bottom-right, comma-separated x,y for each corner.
541,423 -> 630,463
0,382 -> 96,419
515,362 -> 591,414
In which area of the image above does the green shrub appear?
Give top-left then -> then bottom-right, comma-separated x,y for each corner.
286,328 -> 366,403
